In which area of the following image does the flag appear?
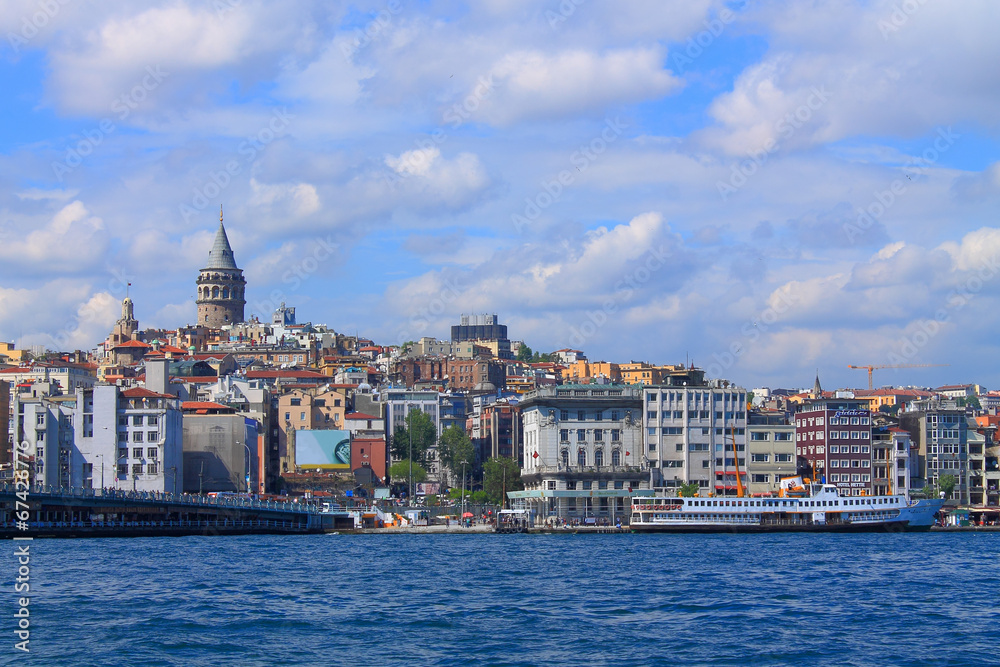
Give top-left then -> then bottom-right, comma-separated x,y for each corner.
532,451 -> 539,459
626,451 -> 630,456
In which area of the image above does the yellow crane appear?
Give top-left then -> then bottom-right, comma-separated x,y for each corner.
847,363 -> 949,390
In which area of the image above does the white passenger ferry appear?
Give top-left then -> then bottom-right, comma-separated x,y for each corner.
630,477 -> 945,533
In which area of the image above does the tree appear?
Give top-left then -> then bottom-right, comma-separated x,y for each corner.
438,426 -> 474,475
390,409 -> 437,465
470,490 -> 489,504
483,457 -> 524,505
678,482 -> 700,497
516,344 -> 533,361
746,391 -> 755,408
388,459 -> 427,494
530,351 -> 552,363
939,474 -> 957,499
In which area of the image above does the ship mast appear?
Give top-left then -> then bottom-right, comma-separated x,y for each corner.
732,422 -> 745,498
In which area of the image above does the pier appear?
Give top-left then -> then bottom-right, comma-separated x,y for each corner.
0,484 -> 355,538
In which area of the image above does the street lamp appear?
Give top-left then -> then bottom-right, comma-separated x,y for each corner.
408,404 -> 413,507
96,453 -> 105,491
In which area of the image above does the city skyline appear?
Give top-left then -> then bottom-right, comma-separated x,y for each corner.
2,1 -> 1000,390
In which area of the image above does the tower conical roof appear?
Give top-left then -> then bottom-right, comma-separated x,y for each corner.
205,220 -> 239,270
813,372 -> 823,397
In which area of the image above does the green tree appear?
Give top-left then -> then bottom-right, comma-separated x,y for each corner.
939,474 -> 957,499
678,482 -> 700,497
388,459 -> 427,492
425,493 -> 439,506
438,426 -> 475,474
517,344 -> 533,361
530,351 -> 552,363
390,409 -> 437,465
470,490 -> 488,504
482,457 -> 524,505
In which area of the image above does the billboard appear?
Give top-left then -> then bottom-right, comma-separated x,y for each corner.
296,430 -> 351,470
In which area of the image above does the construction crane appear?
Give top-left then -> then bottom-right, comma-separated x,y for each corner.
847,364 -> 949,391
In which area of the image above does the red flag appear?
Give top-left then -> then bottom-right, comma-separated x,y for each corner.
626,451 -> 630,456
532,451 -> 539,458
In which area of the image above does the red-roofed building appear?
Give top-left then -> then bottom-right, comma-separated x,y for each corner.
345,411 -> 385,439
181,401 -> 236,415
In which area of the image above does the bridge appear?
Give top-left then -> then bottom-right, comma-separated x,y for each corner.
0,484 -> 355,538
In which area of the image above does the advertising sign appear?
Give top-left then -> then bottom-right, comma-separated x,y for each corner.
296,430 -> 351,470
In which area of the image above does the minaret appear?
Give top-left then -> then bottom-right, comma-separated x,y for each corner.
195,207 -> 246,328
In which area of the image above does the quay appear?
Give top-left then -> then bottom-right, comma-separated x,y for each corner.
0,484 -> 354,538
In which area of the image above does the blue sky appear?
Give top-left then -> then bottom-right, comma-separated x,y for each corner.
2,0 -> 1000,391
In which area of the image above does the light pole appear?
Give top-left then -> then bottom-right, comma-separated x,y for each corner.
97,454 -> 104,490
461,460 -> 467,525
408,404 -> 413,507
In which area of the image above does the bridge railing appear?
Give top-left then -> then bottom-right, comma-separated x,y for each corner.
0,483 -> 325,514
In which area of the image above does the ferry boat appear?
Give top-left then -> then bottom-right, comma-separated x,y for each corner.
630,477 -> 945,533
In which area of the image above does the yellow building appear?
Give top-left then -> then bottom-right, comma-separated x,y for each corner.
560,361 -> 621,383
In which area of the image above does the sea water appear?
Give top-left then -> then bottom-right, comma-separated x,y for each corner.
9,532 -> 1000,666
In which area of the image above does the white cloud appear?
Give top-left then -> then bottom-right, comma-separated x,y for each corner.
0,201 -> 107,272
474,47 -> 682,125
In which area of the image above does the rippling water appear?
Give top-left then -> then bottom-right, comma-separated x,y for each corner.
13,532 -> 1000,666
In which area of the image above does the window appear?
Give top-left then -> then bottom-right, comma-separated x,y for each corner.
132,415 -> 143,426
147,415 -> 158,426
547,481 -> 556,490
147,463 -> 158,475
118,447 -> 127,459
611,449 -> 621,466
614,480 -> 624,489
594,411 -> 603,421
566,481 -> 577,490
751,453 -> 769,463
560,411 -> 569,421
751,432 -> 769,441
132,463 -> 143,475
132,432 -> 143,443
851,445 -> 860,453
300,412 -> 306,421
594,429 -> 604,442
118,416 -> 127,426
647,411 -> 657,420
775,454 -> 792,463
611,411 -> 619,421
561,450 -> 569,466
290,398 -> 301,406
578,449 -> 586,466
611,429 -> 620,442
594,450 -> 604,466
648,442 -> 656,451
582,481 -> 592,490
147,447 -> 158,458
577,429 -> 586,442
831,460 -> 840,468
117,464 -> 127,475
132,447 -> 142,458
752,474 -> 768,483
578,411 -> 586,421
148,431 -> 158,442
560,429 -> 569,442
35,431 -> 45,442
775,432 -> 792,441
284,412 -> 290,421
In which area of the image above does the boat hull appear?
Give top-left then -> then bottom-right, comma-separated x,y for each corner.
630,520 -> 916,533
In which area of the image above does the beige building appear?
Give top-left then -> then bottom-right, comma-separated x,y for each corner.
277,386 -> 349,472
746,412 -> 795,495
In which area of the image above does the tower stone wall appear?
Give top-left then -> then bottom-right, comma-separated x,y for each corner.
196,211 -> 246,328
